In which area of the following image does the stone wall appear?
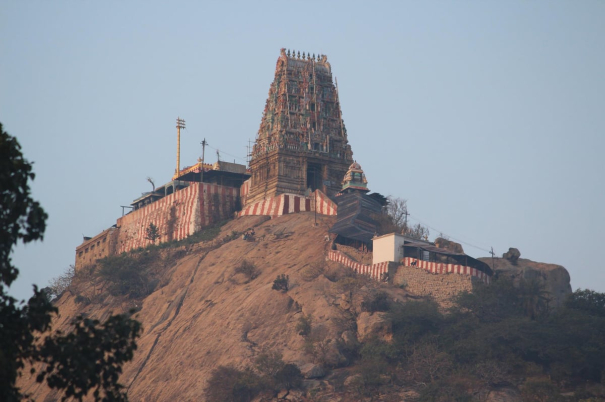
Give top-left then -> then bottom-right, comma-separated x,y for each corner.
392,264 -> 477,308
75,228 -> 118,269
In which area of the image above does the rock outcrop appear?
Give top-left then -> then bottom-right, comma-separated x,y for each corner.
434,237 -> 464,254
502,247 -> 521,265
480,256 -> 572,307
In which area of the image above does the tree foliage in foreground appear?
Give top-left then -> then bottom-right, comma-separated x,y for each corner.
0,122 -> 141,401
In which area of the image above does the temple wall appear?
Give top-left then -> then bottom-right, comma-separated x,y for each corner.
314,189 -> 338,216
240,178 -> 251,206
239,190 -> 337,218
108,183 -> 237,256
116,184 -> 200,253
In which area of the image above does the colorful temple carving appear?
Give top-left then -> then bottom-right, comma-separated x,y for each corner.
246,48 -> 354,205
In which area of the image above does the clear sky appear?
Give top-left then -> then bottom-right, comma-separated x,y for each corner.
2,1 -> 604,300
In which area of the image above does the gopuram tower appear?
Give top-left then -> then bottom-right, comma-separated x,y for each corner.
246,48 -> 354,206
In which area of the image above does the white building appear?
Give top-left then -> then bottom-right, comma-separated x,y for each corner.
372,233 -> 432,265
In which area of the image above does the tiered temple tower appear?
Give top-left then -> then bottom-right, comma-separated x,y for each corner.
246,48 -> 354,206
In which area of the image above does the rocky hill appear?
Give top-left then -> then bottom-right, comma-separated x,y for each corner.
20,213 -> 409,401
19,213 -> 600,402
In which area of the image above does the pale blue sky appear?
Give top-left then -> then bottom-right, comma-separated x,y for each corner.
2,1 -> 604,300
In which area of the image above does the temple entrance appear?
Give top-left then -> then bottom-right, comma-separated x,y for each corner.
306,162 -> 323,192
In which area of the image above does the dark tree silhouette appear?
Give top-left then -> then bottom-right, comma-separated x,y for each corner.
0,122 -> 141,402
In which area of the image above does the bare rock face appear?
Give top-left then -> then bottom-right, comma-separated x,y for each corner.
434,237 -> 464,254
480,256 -> 572,307
503,247 -> 521,265
356,312 -> 392,342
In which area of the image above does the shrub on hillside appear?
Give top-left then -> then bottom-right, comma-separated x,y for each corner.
296,314 -> 312,337
47,264 -> 76,300
254,351 -> 302,392
361,291 -> 390,313
274,364 -> 302,391
98,250 -> 160,298
205,365 -> 262,402
272,274 -> 289,292
234,260 -> 260,283
350,357 -> 389,400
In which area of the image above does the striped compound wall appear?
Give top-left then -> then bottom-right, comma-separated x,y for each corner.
328,250 -> 390,281
327,251 -> 492,284
116,183 -> 238,254
402,257 -> 491,284
239,190 -> 337,218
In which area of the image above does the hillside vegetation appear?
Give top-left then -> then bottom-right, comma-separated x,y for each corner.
19,213 -> 605,402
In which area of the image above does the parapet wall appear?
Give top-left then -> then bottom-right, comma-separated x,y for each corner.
401,257 -> 491,284
327,250 -> 391,281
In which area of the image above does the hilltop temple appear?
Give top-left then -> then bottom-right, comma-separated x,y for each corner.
245,48 -> 353,206
74,48 -> 493,306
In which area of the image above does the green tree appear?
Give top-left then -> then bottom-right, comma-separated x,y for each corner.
144,222 -> 160,243
0,123 -> 140,401
565,289 -> 605,317
205,365 -> 262,402
271,274 -> 289,292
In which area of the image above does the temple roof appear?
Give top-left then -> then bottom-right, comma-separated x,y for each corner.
251,49 -> 352,162
329,192 -> 382,243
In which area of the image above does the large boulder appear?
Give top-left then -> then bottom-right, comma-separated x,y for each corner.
434,237 -> 464,254
356,312 -> 392,342
502,248 -> 521,265
480,257 -> 572,308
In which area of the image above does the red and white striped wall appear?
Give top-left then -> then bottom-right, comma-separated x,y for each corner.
314,190 -> 337,216
116,183 -> 238,254
328,250 -> 390,281
402,257 -> 491,284
240,178 -> 251,206
239,190 -> 337,218
327,251 -> 491,284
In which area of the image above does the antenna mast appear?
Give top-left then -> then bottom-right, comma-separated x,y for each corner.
175,117 -> 186,175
